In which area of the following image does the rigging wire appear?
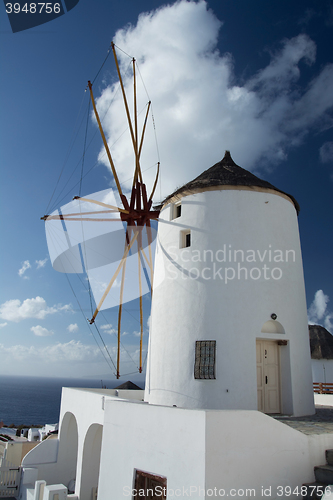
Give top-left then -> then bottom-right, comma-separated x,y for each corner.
92,44 -> 113,86
136,62 -> 162,198
79,99 -> 91,197
92,322 -> 118,373
64,273 -> 116,375
45,89 -> 89,214
113,44 -> 133,60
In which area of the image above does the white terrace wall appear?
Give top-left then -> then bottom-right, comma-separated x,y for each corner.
98,399 -> 206,499
205,410 -> 333,499
98,400 -> 333,500
20,388 -> 144,496
21,438 -> 59,484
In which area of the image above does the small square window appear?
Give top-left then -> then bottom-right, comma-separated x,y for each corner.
170,202 -> 181,220
180,230 -> 191,249
194,341 -> 216,379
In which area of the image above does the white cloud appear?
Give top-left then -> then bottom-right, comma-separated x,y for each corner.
0,322 -> 7,328
0,296 -> 72,323
308,290 -> 332,333
93,1 -> 333,199
18,260 -> 31,278
0,339 -> 147,378
36,258 -> 48,269
325,314 -> 333,333
320,142 -> 333,163
31,325 -> 54,337
67,323 -> 79,333
0,340 -> 100,363
100,324 -> 117,335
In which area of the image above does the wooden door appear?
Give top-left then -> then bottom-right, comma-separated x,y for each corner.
256,340 -> 281,414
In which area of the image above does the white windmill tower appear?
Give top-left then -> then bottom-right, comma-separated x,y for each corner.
145,151 -> 314,417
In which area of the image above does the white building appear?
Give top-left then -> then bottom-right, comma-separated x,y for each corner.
146,150 -> 314,416
19,153 -> 326,500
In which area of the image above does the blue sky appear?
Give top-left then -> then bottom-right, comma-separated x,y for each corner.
0,0 -> 332,381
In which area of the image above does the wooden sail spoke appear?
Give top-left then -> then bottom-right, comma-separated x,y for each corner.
145,219 -> 154,296
73,197 -> 129,214
149,162 -> 160,202
46,209 -> 124,219
140,247 -> 150,267
138,101 -> 151,161
89,229 -> 139,324
45,216 -> 121,222
111,43 -> 143,188
88,81 -> 124,199
116,241 -> 128,379
137,244 -> 144,373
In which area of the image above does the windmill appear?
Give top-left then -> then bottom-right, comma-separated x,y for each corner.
42,43 -> 160,378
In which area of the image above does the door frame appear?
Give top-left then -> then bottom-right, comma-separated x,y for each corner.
256,339 -> 281,414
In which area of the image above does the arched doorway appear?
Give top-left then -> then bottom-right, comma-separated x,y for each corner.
58,412 -> 78,491
80,424 -> 103,500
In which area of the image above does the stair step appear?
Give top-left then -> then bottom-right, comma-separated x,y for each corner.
314,465 -> 333,484
302,482 -> 329,500
326,450 -> 333,466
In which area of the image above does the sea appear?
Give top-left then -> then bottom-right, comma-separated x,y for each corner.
0,375 -> 120,427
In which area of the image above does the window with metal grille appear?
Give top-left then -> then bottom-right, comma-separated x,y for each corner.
133,470 -> 167,499
194,340 -> 216,379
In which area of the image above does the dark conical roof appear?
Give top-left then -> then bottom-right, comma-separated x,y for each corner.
309,325 -> 333,360
114,380 -> 143,390
162,151 -> 300,213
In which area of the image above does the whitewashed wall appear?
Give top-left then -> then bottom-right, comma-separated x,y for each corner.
312,359 -> 333,383
98,399 -> 206,499
145,188 -> 314,416
98,399 -> 333,500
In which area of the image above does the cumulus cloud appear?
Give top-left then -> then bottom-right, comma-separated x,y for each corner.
93,0 -> 333,199
100,324 -> 117,335
320,142 -> 333,163
67,323 -> 79,333
0,323 -> 7,328
0,340 -> 100,363
18,260 -> 31,278
308,290 -> 332,332
36,258 -> 48,269
31,325 -> 54,337
0,296 -> 72,323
